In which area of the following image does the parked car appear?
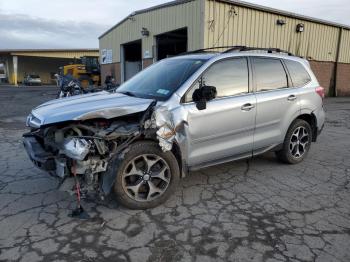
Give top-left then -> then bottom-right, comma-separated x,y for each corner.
24,74 -> 42,86
23,47 -> 325,210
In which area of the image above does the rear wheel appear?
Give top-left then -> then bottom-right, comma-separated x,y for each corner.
276,119 -> 312,164
113,141 -> 180,209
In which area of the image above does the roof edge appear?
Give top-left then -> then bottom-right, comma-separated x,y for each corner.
0,48 -> 98,53
216,0 -> 350,30
98,0 -> 195,39
99,0 -> 350,41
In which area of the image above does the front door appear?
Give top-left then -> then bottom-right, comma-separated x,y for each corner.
182,58 -> 256,167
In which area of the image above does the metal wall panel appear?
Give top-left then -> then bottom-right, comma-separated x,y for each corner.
204,0 -> 348,63
99,0 -> 204,63
339,29 -> 350,63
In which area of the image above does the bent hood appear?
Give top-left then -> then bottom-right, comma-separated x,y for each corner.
29,91 -> 154,127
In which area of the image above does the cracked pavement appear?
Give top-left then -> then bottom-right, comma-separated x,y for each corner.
0,86 -> 349,262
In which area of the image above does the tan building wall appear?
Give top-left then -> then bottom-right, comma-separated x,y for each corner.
339,29 -> 350,63
203,0 -> 348,63
99,0 -> 204,63
99,0 -> 350,95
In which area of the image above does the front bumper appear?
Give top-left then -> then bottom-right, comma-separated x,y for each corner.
23,134 -> 56,172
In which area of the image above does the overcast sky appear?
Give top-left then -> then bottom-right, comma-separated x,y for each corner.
0,0 -> 349,49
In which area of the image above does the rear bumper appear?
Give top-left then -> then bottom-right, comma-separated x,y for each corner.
23,134 -> 56,172
314,105 -> 325,141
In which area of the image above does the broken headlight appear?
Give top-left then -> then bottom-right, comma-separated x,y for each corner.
63,138 -> 91,160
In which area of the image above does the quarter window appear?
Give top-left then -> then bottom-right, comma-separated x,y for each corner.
185,58 -> 249,102
284,60 -> 311,87
253,58 -> 288,91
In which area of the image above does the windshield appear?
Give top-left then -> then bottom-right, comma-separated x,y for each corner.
117,58 -> 206,101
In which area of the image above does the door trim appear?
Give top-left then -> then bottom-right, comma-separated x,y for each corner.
189,151 -> 252,171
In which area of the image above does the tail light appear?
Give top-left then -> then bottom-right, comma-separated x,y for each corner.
315,86 -> 325,100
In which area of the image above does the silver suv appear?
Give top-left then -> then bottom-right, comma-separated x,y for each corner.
24,47 -> 325,210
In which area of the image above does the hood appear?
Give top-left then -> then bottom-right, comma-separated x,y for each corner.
29,91 -> 154,127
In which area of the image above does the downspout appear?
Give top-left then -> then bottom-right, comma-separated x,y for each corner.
333,27 -> 343,97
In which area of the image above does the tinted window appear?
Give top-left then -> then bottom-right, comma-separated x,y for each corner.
185,58 -> 249,101
253,58 -> 288,91
284,60 -> 311,87
117,58 -> 206,101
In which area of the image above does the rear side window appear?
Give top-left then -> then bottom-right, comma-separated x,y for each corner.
284,60 -> 311,87
253,58 -> 288,92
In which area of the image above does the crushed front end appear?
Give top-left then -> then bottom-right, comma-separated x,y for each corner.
23,112 -> 153,199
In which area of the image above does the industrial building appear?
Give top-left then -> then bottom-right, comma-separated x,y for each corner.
0,49 -> 99,85
99,0 -> 350,96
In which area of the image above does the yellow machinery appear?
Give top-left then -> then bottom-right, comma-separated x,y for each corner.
62,56 -> 100,88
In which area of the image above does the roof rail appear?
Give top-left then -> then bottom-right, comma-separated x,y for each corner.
180,46 -> 294,56
179,46 -> 246,55
223,46 -> 294,56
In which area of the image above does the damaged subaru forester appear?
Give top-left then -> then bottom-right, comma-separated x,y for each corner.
23,47 -> 325,210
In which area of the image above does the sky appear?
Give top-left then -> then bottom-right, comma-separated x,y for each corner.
0,0 -> 349,49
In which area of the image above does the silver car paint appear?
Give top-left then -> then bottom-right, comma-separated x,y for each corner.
30,91 -> 154,126
252,87 -> 301,152
28,51 -> 325,171
181,93 -> 257,166
168,52 -> 324,168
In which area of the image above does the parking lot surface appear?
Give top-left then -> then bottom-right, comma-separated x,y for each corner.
0,85 -> 349,262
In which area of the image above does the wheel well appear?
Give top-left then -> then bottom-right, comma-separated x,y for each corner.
133,138 -> 185,177
296,114 -> 317,142
171,142 -> 185,177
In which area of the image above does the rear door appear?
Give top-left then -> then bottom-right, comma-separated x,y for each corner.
182,57 -> 257,167
251,57 -> 301,153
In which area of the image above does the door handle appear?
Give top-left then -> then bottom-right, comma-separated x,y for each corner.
287,95 -> 297,101
241,103 -> 255,111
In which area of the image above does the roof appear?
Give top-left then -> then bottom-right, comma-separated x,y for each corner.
99,0 -> 350,39
0,48 -> 98,53
217,0 -> 350,30
0,49 -> 99,59
99,0 -> 194,39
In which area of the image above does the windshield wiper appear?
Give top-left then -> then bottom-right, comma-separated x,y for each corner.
118,91 -> 137,97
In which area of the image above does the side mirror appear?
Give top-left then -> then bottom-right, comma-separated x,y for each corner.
192,85 -> 217,110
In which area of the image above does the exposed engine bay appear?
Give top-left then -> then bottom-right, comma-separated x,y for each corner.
23,101 -> 180,203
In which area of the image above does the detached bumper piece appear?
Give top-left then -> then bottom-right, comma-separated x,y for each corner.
23,135 -> 56,172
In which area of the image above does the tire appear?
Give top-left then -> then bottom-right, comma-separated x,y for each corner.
113,141 -> 180,209
276,119 -> 312,164
78,76 -> 93,88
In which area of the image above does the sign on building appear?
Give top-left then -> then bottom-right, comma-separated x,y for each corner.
101,49 -> 113,64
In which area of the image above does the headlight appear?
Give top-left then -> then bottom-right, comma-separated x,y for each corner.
63,138 -> 91,160
26,114 -> 32,127
26,113 -> 42,128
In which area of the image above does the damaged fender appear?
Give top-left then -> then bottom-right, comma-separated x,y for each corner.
153,106 -> 187,152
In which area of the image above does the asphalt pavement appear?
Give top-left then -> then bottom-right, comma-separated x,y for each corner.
0,85 -> 349,262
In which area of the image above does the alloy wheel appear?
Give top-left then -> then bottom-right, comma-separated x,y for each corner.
121,154 -> 171,202
289,126 -> 310,158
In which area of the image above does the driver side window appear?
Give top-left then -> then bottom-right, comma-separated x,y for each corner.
185,58 -> 249,102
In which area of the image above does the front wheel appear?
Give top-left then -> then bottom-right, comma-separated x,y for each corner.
276,119 -> 312,164
113,141 -> 180,209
